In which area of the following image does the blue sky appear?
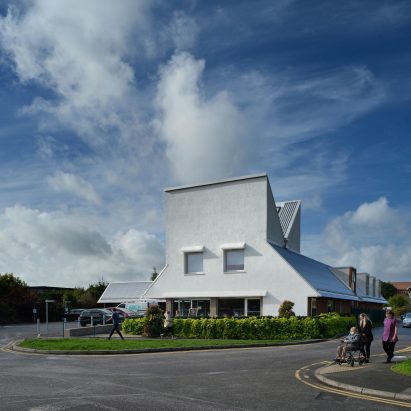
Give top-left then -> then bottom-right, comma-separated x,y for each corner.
0,0 -> 410,286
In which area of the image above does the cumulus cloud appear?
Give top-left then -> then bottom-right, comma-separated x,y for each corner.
48,171 -> 101,205
0,0 -> 153,151
0,205 -> 164,287
304,197 -> 411,280
156,52 -> 248,183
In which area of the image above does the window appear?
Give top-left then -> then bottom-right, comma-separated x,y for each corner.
224,249 -> 244,272
185,252 -> 203,274
311,298 -> 317,317
247,299 -> 261,316
218,298 -> 245,317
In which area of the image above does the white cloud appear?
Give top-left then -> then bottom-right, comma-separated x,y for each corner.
303,197 -> 411,280
0,0 -> 152,150
156,52 -> 248,183
167,11 -> 198,51
48,171 -> 101,205
0,205 -> 164,287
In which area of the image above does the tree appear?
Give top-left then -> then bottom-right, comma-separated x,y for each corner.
0,273 -> 33,324
278,300 -> 296,318
381,282 -> 397,299
388,295 -> 409,317
87,281 -> 108,300
151,267 -> 158,281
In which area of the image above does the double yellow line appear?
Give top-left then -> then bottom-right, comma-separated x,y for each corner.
295,358 -> 411,408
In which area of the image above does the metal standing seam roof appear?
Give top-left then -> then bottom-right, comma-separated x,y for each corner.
276,200 -> 300,238
98,281 -> 153,303
355,283 -> 387,304
270,243 -> 359,300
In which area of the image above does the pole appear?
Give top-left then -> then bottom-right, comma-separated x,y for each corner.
62,318 -> 66,337
46,301 -> 49,334
37,318 -> 40,337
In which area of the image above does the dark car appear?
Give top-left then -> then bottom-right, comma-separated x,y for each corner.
79,309 -> 113,326
64,308 -> 85,321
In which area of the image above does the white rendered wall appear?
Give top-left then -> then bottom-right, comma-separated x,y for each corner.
145,176 -> 317,316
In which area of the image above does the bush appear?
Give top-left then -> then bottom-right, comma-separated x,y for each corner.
122,313 -> 356,340
278,300 -> 296,318
143,305 -> 164,337
121,318 -> 145,335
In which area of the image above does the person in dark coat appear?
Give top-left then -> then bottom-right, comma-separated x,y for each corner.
358,313 -> 373,363
108,308 -> 124,340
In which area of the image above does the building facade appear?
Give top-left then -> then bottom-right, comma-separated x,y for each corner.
144,174 -> 386,316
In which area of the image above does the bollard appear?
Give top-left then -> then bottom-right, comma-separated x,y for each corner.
37,318 -> 40,337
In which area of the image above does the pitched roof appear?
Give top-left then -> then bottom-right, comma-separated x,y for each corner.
98,281 -> 152,304
391,281 -> 411,290
270,243 -> 359,300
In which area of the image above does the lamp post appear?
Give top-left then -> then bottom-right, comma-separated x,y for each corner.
45,300 -> 56,334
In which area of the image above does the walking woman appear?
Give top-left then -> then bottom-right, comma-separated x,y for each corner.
382,309 -> 398,363
358,313 -> 373,363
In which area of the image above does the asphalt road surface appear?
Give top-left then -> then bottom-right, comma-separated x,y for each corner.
1,323 -> 410,410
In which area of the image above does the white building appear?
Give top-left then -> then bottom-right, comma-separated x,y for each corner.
143,173 -> 386,316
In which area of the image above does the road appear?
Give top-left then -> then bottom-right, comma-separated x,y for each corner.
0,323 -> 410,410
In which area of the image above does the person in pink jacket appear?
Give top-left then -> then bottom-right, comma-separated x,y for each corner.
382,310 -> 398,363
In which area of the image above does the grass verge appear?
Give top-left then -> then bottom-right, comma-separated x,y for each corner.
19,338 -> 297,351
392,358 -> 411,377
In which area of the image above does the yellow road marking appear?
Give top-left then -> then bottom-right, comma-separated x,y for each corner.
295,361 -> 411,408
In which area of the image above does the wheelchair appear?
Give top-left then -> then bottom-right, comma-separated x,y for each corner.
335,343 -> 366,367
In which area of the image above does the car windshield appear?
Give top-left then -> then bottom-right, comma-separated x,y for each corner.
406,313 -> 411,318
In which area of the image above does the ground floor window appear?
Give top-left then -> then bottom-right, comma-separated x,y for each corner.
218,298 -> 245,317
327,299 -> 335,313
246,299 -> 261,316
173,299 -> 210,317
310,298 -> 317,317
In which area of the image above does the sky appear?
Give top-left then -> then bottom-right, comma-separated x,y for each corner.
0,0 -> 410,287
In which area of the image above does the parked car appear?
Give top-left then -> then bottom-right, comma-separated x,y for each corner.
79,309 -> 114,326
64,308 -> 85,321
402,312 -> 411,328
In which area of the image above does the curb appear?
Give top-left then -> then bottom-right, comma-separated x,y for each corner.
11,338 -> 328,355
314,366 -> 411,402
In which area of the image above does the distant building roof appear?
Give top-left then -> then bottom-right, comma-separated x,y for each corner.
98,281 -> 152,304
391,281 -> 411,290
270,244 -> 359,301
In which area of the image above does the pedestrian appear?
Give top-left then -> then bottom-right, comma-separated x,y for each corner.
161,310 -> 174,338
382,309 -> 398,363
108,308 -> 124,340
358,313 -> 373,363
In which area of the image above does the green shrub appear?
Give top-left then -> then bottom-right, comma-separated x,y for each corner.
121,318 -> 144,335
122,313 -> 356,340
143,305 -> 164,337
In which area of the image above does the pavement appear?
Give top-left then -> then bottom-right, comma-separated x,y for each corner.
314,353 -> 411,402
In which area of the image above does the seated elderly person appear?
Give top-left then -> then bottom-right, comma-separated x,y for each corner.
335,326 -> 361,362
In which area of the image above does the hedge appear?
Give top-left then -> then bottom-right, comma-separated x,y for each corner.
122,313 -> 356,340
